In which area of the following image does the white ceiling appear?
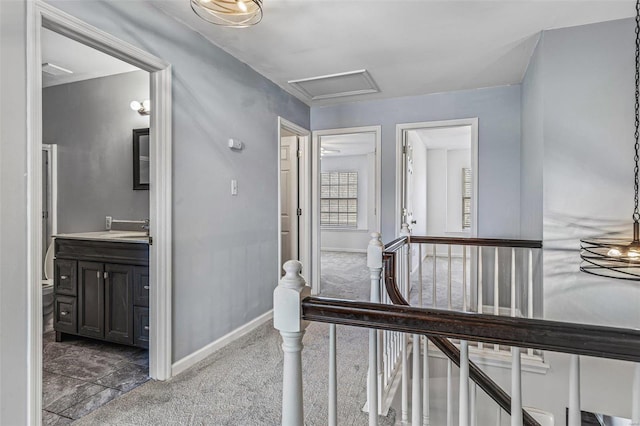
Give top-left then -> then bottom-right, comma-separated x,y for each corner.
42,27 -> 139,88
409,126 -> 471,150
155,0 -> 634,106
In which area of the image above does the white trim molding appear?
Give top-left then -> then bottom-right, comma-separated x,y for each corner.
277,117 -> 311,286
312,126 -> 382,295
27,3 -> 173,423
396,118 -> 479,237
172,310 -> 274,376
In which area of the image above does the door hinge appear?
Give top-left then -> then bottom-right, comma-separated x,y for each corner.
149,236 -> 153,245
297,208 -> 302,216
402,146 -> 407,154
297,150 -> 302,158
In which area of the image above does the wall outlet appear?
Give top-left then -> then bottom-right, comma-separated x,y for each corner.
231,179 -> 238,196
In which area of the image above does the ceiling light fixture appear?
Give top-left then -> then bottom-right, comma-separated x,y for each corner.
130,100 -> 150,116
580,0 -> 640,280
191,0 -> 262,28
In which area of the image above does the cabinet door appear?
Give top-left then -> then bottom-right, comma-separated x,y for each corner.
105,263 -> 134,345
54,295 -> 77,334
133,266 -> 150,307
134,306 -> 149,349
78,261 -> 104,339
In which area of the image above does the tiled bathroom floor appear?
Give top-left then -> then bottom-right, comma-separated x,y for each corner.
42,329 -> 150,424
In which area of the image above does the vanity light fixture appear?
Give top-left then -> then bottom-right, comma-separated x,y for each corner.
191,0 -> 263,28
580,0 -> 640,280
130,100 -> 150,116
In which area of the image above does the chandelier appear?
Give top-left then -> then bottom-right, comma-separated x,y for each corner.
580,0 -> 640,280
191,0 -> 263,28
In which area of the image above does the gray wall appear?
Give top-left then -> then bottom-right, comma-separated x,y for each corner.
44,71 -> 150,234
0,1 -> 30,424
520,34 -> 544,240
45,0 -> 310,362
519,17 -> 640,421
311,85 -> 522,241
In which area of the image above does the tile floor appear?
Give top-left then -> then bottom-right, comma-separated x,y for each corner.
42,327 -> 150,424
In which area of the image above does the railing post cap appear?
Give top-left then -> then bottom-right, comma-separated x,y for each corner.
368,232 -> 383,269
369,232 -> 383,247
280,260 -> 305,289
400,223 -> 410,236
274,260 -> 310,333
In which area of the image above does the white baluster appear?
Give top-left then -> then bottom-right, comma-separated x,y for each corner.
433,244 -> 437,307
511,347 -> 522,426
413,333 -> 422,426
527,249 -> 534,357
329,324 -> 337,426
568,355 -> 581,426
401,224 -> 410,424
470,384 -> 477,426
478,247 -> 483,350
510,248 -> 516,318
367,233 -> 383,423
448,245 -> 452,310
494,247 -> 499,351
447,360 -> 453,426
274,260 -> 311,426
459,340 -> 470,426
632,363 -> 640,426
423,336 -> 430,426
463,246 -> 467,312
419,244 -> 424,307
496,407 -> 502,426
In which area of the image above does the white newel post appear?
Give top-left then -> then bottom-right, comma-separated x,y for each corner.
274,260 -> 311,426
367,232 -> 383,424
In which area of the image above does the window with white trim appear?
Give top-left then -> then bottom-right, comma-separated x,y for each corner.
320,172 -> 358,228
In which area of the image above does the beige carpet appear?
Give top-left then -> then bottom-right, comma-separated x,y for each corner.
74,252 -> 394,425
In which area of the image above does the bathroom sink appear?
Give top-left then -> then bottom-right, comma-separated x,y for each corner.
98,231 -> 148,239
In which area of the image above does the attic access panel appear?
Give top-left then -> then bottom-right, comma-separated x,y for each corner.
288,69 -> 379,101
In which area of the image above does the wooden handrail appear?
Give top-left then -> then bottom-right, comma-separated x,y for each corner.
384,235 -> 543,251
382,249 -> 541,426
302,297 -> 640,364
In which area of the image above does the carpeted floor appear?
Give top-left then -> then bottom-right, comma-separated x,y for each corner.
73,252 -> 395,425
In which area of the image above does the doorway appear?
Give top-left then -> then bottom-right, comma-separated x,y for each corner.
312,126 -> 382,297
27,3 -> 172,423
397,119 -> 478,237
278,118 -> 311,280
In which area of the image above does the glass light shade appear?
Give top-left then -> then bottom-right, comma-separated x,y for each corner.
130,101 -> 141,111
191,0 -> 263,27
580,237 -> 640,280
142,100 -> 151,111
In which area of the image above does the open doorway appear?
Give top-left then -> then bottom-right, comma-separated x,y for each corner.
312,126 -> 382,298
278,118 -> 311,280
397,118 -> 478,309
28,3 -> 172,423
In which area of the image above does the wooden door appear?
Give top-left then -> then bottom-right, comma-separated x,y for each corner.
78,261 -> 104,339
281,135 -> 299,271
104,263 -> 134,345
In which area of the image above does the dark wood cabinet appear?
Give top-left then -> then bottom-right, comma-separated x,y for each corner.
54,238 -> 149,348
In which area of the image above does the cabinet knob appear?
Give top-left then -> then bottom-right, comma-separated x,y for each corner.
60,275 -> 68,280
143,325 -> 149,331
60,311 -> 69,316
143,285 -> 150,290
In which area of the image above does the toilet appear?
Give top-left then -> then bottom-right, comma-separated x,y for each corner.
42,241 -> 55,318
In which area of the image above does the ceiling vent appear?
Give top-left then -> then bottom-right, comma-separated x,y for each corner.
288,69 -> 379,101
42,62 -> 73,76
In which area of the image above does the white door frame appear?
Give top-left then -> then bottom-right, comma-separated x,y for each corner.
312,126 -> 382,295
396,118 -> 479,237
42,144 -> 58,243
277,117 -> 311,284
27,2 -> 173,422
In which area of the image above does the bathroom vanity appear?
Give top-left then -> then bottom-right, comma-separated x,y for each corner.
53,231 -> 150,348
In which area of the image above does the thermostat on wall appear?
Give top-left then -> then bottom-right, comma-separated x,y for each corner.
228,138 -> 243,150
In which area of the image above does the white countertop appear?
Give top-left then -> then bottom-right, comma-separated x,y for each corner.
54,230 -> 150,244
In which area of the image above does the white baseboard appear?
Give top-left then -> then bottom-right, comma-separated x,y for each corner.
321,247 -> 367,253
171,309 -> 273,377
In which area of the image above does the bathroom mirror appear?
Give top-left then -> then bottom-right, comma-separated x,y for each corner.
133,128 -> 150,190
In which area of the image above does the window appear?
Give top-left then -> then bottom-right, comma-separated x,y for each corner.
462,168 -> 472,230
320,172 -> 358,228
